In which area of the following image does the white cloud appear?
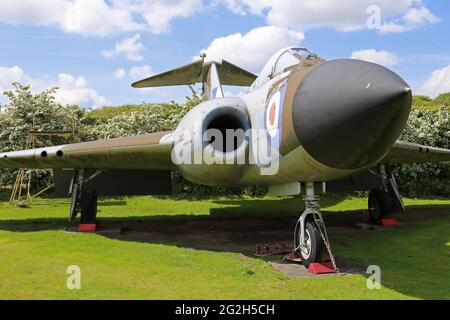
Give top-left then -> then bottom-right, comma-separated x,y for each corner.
102,34 -> 144,61
114,68 -> 126,79
215,0 -> 247,15
129,65 -> 154,79
199,26 -> 305,72
0,0 -> 437,37
134,0 -> 203,34
53,73 -> 107,108
219,0 -> 438,33
0,0 -> 202,37
0,0 -> 143,37
350,49 -> 399,67
0,66 -> 106,108
419,65 -> 450,98
379,6 -> 439,33
0,66 -> 29,92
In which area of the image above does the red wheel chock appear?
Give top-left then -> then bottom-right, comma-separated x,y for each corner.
307,262 -> 336,275
78,224 -> 97,232
284,251 -> 337,275
381,218 -> 398,226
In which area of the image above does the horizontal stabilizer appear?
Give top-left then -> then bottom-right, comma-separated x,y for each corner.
131,59 -> 257,88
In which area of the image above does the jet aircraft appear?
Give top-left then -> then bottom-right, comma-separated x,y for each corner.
1,47 -> 449,268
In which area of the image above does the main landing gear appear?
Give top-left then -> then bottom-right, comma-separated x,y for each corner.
294,182 -> 338,273
368,164 -> 405,225
68,169 -> 99,225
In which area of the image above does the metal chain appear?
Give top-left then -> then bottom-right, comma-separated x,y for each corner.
302,194 -> 340,275
312,210 -> 340,275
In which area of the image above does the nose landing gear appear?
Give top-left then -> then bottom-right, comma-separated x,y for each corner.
294,182 -> 339,273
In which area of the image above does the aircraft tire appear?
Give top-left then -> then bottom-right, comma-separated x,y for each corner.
368,188 -> 394,224
80,190 -> 98,224
298,221 -> 325,268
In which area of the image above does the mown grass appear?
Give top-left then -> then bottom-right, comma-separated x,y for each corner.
0,193 -> 449,300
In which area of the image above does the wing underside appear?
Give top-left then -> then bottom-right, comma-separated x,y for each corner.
0,131 -> 175,170
384,140 -> 450,163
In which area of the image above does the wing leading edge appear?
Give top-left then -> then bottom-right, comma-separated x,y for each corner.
0,131 -> 175,170
384,141 -> 450,164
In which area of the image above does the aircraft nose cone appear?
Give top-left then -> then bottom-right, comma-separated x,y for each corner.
293,59 -> 412,170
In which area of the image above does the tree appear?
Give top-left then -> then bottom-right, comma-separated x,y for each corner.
0,83 -> 84,188
435,93 -> 450,107
88,94 -> 202,139
393,107 -> 450,196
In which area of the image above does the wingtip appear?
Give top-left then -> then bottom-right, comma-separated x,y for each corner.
131,80 -> 149,89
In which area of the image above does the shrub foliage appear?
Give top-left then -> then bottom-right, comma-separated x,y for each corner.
393,107 -> 450,197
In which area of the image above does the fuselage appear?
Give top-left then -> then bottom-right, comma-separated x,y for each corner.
173,47 -> 412,187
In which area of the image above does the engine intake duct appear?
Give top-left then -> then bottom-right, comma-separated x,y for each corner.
203,106 -> 250,155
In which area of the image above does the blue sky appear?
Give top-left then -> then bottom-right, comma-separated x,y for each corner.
1,0 -> 449,108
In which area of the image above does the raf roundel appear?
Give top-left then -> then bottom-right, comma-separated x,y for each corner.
266,91 -> 281,138
269,103 -> 276,126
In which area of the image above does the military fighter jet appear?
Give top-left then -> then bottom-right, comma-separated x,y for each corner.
1,47 -> 449,268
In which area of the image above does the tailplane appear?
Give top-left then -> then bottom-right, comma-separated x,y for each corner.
131,57 -> 256,100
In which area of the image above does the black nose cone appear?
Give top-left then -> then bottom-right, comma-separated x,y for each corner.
293,59 -> 412,170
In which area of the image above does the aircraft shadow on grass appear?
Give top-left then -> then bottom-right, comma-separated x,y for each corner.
0,196 -> 449,300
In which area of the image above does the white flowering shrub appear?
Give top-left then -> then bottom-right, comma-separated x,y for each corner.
393,107 -> 450,197
0,83 -> 83,188
88,101 -> 194,139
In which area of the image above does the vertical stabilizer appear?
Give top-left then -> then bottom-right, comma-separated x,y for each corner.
204,63 -> 224,100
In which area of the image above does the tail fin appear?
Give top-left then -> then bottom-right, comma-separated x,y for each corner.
204,62 -> 224,100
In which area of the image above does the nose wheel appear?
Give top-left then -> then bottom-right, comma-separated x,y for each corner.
294,182 -> 338,272
295,220 -> 325,268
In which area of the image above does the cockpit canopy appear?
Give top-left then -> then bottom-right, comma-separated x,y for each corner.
251,47 -> 319,88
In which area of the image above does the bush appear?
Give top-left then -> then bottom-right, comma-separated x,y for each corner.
393,107 -> 450,197
86,95 -> 202,140
83,104 -> 170,125
0,83 -> 84,188
434,93 -> 450,107
412,94 -> 449,111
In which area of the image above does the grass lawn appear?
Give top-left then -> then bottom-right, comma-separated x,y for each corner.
0,192 -> 449,300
